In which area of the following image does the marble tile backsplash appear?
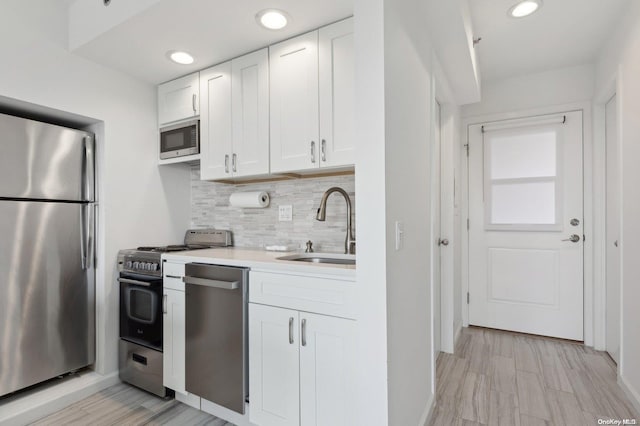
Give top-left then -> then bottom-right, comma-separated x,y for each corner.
191,165 -> 356,253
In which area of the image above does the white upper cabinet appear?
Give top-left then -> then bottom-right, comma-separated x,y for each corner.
270,31 -> 320,174
200,49 -> 269,181
232,48 -> 270,178
158,72 -> 200,126
319,18 -> 355,168
199,62 -> 233,181
270,18 -> 354,174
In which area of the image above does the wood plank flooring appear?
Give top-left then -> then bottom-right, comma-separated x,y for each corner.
30,383 -> 235,426
429,327 -> 639,425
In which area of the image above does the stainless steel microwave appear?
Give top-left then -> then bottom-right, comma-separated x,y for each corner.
159,119 -> 199,160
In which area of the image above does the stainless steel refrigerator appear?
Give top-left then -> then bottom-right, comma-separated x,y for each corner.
0,112 -> 95,397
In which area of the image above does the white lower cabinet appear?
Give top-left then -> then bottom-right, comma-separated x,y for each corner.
249,303 -> 356,426
163,288 -> 186,393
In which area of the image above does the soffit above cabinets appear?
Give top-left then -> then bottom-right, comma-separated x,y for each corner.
67,0 -> 353,85
468,0 -> 631,83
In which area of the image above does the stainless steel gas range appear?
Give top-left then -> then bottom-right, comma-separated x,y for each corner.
117,229 -> 232,397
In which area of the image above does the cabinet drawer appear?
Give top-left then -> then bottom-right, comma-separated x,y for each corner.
163,262 -> 185,291
249,271 -> 356,319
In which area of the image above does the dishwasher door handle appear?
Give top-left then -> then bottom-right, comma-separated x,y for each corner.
183,276 -> 239,290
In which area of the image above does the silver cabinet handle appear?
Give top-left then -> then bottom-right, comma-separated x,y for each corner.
225,154 -> 229,173
562,234 -> 581,243
232,153 -> 237,172
183,276 -> 239,290
165,275 -> 181,279
192,93 -> 197,113
321,139 -> 327,162
301,318 -> 307,347
289,317 -> 294,344
163,294 -> 167,314
311,141 -> 316,163
614,240 -> 619,247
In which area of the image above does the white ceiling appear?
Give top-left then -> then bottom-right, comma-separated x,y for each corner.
468,0 -> 630,82
70,0 -> 353,84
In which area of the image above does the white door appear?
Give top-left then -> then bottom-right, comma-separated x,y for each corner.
319,18 -> 355,169
270,31 -> 320,173
163,288 -> 186,393
299,313 -> 356,426
606,95 -> 621,363
158,72 -> 199,125
232,48 -> 270,178
249,304 -> 300,426
432,101 -> 442,355
200,62 -> 232,181
468,111 -> 584,340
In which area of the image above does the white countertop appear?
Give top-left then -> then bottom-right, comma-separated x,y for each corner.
162,248 -> 356,279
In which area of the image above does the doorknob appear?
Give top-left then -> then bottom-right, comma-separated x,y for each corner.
614,240 -> 619,247
562,234 -> 581,243
438,238 -> 449,246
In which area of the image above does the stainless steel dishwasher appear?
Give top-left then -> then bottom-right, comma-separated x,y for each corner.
183,263 -> 248,414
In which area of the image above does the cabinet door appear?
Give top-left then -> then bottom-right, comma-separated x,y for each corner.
269,31 -> 320,174
300,313 -> 356,426
158,72 -> 199,125
163,288 -> 186,393
200,62 -> 233,181
319,18 -> 355,168
232,48 -> 270,178
249,304 -> 300,426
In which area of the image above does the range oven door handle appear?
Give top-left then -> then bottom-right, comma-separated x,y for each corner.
117,277 -> 152,287
183,276 -> 239,290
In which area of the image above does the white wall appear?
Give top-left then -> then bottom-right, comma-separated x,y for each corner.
0,0 -> 191,378
461,64 -> 595,118
354,0 -> 438,423
595,0 -> 640,412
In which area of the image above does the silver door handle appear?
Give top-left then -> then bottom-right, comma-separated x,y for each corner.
438,238 -> 449,246
117,277 -> 151,287
225,154 -> 229,173
311,141 -> 316,163
289,317 -> 294,344
321,139 -> 327,162
301,318 -> 307,346
162,294 -> 167,314
232,153 -> 237,172
562,234 -> 581,243
182,276 -> 239,290
192,93 -> 197,113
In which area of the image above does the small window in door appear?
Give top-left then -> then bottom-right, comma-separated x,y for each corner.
484,125 -> 562,231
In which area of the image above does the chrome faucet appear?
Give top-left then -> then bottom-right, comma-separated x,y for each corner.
316,187 -> 356,254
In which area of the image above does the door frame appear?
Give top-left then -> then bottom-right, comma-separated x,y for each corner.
460,101 -> 598,347
594,72 -> 622,361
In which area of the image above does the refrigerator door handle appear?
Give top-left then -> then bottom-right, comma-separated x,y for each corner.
81,204 -> 95,270
83,136 -> 95,202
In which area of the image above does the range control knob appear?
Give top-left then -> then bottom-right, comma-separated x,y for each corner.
151,263 -> 158,271
133,262 -> 140,269
125,261 -> 133,268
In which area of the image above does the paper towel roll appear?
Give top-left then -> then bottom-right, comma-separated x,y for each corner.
229,191 -> 270,208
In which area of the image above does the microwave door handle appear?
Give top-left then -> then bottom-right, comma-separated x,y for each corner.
117,278 -> 152,287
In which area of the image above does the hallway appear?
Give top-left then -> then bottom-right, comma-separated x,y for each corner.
428,327 -> 639,425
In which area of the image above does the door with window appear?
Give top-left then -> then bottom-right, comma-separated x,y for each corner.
468,111 -> 584,340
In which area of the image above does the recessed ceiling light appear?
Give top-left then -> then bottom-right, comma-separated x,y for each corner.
256,9 -> 289,30
508,0 -> 542,18
167,50 -> 194,65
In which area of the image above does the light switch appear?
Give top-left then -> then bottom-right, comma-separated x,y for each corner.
395,221 -> 404,251
279,205 -> 293,221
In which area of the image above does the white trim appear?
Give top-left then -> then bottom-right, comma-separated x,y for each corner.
481,114 -> 566,133
0,371 -> 119,425
461,101 -> 595,345
619,374 -> 640,416
419,393 -> 436,426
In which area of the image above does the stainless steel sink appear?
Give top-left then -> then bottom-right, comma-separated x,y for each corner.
277,254 -> 356,265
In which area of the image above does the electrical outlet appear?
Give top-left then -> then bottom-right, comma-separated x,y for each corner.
279,205 -> 293,221
395,221 -> 404,250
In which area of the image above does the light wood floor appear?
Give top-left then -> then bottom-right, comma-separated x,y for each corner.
428,326 -> 639,425
30,383 -> 235,426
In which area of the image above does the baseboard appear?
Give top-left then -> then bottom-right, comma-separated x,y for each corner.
0,370 -> 119,426
619,374 -> 640,416
418,393 -> 435,426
